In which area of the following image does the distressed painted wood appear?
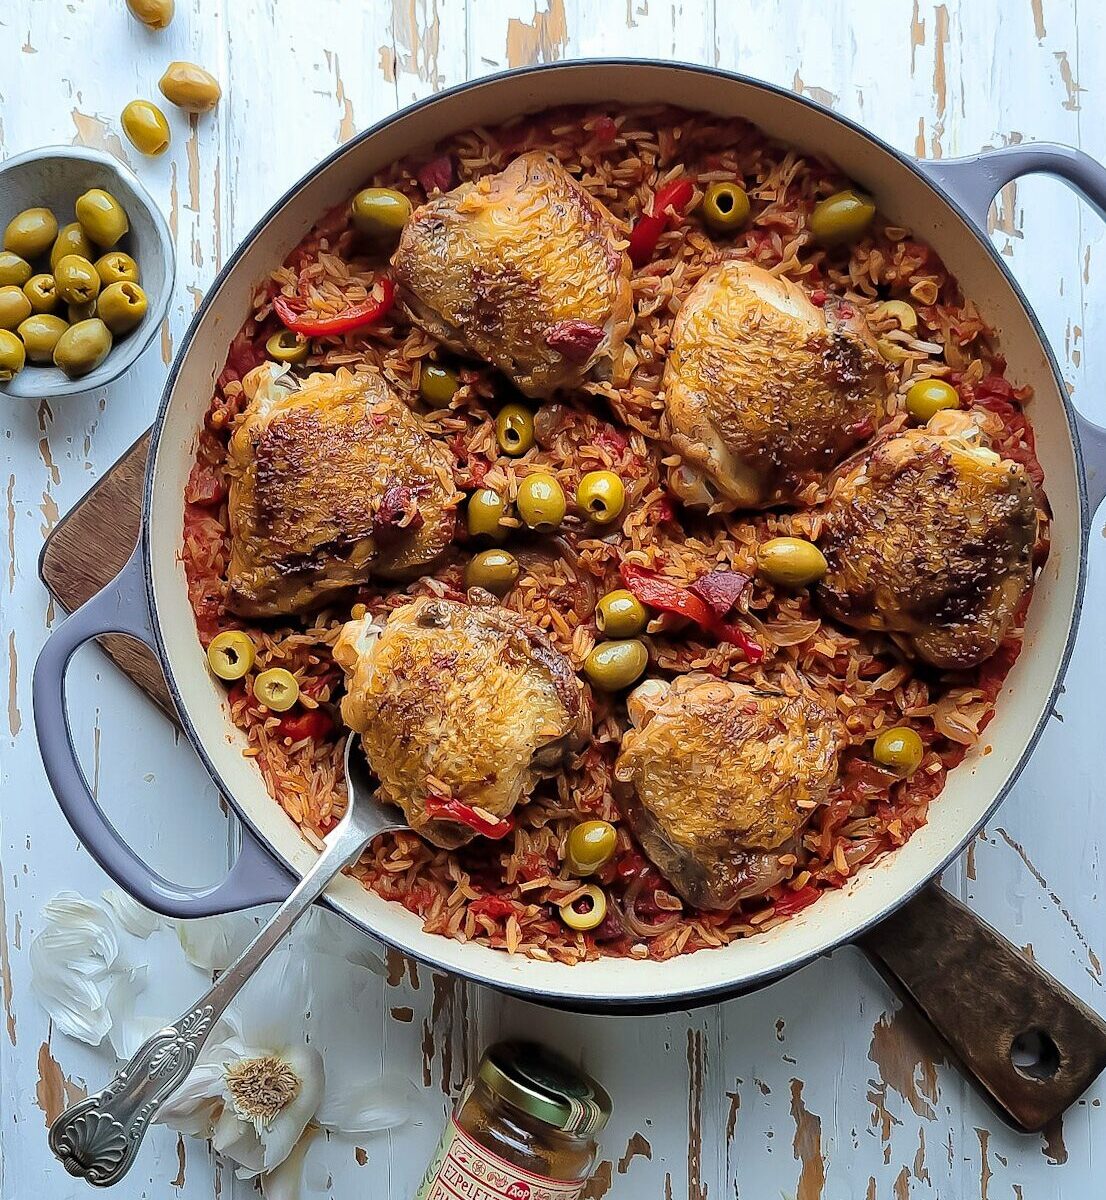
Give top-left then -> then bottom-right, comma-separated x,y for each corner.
2,1 -> 1105,1197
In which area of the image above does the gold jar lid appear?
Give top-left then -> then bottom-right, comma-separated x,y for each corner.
478,1041 -> 611,1136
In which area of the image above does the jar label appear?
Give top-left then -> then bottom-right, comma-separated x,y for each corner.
415,1116 -> 586,1200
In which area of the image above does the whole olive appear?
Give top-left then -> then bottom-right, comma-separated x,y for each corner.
94,252 -> 140,287
419,363 -> 460,408
0,330 -> 26,382
49,223 -> 94,272
516,472 -> 566,530
126,0 -> 174,28
97,281 -> 148,335
3,207 -> 58,261
350,188 -> 412,241
0,286 -> 32,331
18,314 -> 68,364
757,537 -> 828,588
576,470 -> 625,525
158,61 -> 222,113
265,329 -> 309,364
584,639 -> 648,692
495,403 -> 535,456
54,255 -> 102,305
810,189 -> 876,247
122,100 -> 171,157
23,274 -> 58,314
565,820 -> 618,875
466,489 -> 509,540
595,590 -> 647,638
0,252 -> 32,289
464,549 -> 519,597
905,378 -> 959,422
53,318 -> 113,377
75,190 -> 130,249
701,181 -> 751,233
872,726 -> 924,776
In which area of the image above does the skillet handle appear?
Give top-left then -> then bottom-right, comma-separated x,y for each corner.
32,541 -> 296,918
858,883 -> 1106,1132
916,143 -> 1106,515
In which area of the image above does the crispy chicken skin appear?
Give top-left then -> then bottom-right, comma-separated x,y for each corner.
815,409 -> 1038,670
662,261 -> 890,509
334,595 -> 588,849
391,151 -> 633,398
225,365 -> 458,617
614,674 -> 847,910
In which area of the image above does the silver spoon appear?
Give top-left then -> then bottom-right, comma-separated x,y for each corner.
49,736 -> 406,1188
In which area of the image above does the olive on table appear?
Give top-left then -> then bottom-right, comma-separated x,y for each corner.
253,667 -> 300,712
54,255 -> 102,305
810,189 -> 876,247
584,638 -> 648,692
0,330 -> 26,382
126,0 -> 174,28
419,363 -> 460,408
95,252 -> 140,287
495,403 -> 535,456
68,301 -> 97,324
53,318 -> 113,378
23,274 -> 58,314
0,286 -> 32,331
50,223 -> 95,271
158,61 -> 222,113
122,100 -> 171,157
576,470 -> 625,525
872,726 -> 924,776
595,589 -> 647,638
464,548 -> 519,597
97,281 -> 148,335
206,630 -> 256,681
558,884 -> 607,932
905,378 -> 959,422
516,472 -> 566,531
0,252 -> 32,289
75,189 -> 130,249
565,820 -> 618,875
757,537 -> 828,588
266,329 -> 309,364
701,181 -> 751,233
350,188 -> 412,241
466,488 -> 509,540
17,314 -> 68,364
3,207 -> 58,261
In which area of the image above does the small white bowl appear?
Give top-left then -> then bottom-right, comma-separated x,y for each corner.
0,146 -> 175,399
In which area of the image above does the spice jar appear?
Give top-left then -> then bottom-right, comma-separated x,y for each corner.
415,1040 -> 611,1200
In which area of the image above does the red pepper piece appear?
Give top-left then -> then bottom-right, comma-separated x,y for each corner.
689,569 -> 752,619
627,177 -> 695,267
771,884 -> 821,917
417,155 -> 455,195
424,795 -> 514,840
544,319 -> 605,360
278,709 -> 335,743
273,278 -> 395,336
184,463 -> 227,507
469,895 -> 517,920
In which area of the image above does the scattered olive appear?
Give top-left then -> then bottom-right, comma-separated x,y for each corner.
465,548 -> 519,597
0,286 -> 32,332
122,100 -> 172,157
23,274 -> 58,314
558,884 -> 608,932
0,329 -> 26,382
810,189 -> 876,247
757,537 -> 828,588
253,667 -> 300,712
53,318 -> 113,378
595,589 -> 647,638
516,472 -> 566,530
701,181 -> 751,233
54,255 -> 101,306
467,488 -> 509,540
206,630 -> 256,681
126,0 -> 174,28
75,189 -> 130,249
97,281 -> 148,335
158,61 -> 222,113
905,378 -> 959,422
3,207 -> 58,261
266,329 -> 310,364
94,252 -> 140,287
350,188 -> 412,241
0,252 -> 32,289
17,314 -> 68,364
565,820 -> 618,875
872,726 -> 924,776
419,363 -> 460,408
496,403 -> 535,456
576,470 -> 625,525
584,639 -> 648,692
51,223 -> 95,271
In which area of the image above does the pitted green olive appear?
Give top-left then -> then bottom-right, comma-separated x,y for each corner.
873,726 -> 924,776
905,378 -> 960,422
94,252 -> 140,287
496,403 -> 535,456
17,314 -> 68,363
350,188 -> 412,240
576,471 -> 625,525
122,100 -> 171,157
516,473 -> 566,530
51,223 -> 95,271
701,181 -> 750,233
52,318 -> 113,377
266,329 -> 309,364
0,286 -> 32,331
96,282 -> 148,335
3,207 -> 58,260
23,274 -> 58,314
757,537 -> 828,588
465,549 -> 519,597
595,590 -> 647,638
584,639 -> 648,691
0,252 -> 32,289
75,189 -> 130,249
419,363 -> 460,408
158,61 -> 221,113
0,330 -> 26,381
810,189 -> 876,246
467,489 -> 509,540
54,255 -> 101,305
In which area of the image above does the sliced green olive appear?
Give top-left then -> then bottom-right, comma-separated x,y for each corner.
464,548 -> 519,597
0,252 -> 32,289
595,589 -> 647,638
266,329 -> 310,364
51,223 -> 95,271
3,207 -> 58,261
576,470 -> 625,525
566,820 -> 618,875
350,187 -> 412,240
94,252 -> 140,287
467,488 -> 510,540
419,363 -> 460,408
558,884 -> 607,932
701,181 -> 751,233
52,318 -> 113,378
97,281 -> 148,335
54,255 -> 102,305
206,630 -> 256,680
75,189 -> 130,249
516,472 -> 566,531
584,639 -> 647,692
496,403 -> 535,456
17,314 -> 68,364
122,99 -> 172,156
0,286 -> 32,331
810,189 -> 876,247
253,667 -> 300,712
875,299 -> 918,334
757,537 -> 828,588
905,378 -> 960,422
0,330 -> 26,382
872,726 -> 924,776
158,61 -> 222,113
23,274 -> 58,314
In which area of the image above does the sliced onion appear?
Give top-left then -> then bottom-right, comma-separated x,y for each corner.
933,692 -> 989,745
742,610 -> 821,647
615,875 -> 681,938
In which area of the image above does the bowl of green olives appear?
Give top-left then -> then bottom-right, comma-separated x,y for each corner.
0,145 -> 174,398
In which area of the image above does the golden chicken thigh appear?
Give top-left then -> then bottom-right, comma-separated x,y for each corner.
662,261 -> 890,508
615,674 -> 847,909
815,409 -> 1038,669
391,151 -> 633,398
225,365 -> 458,617
334,596 -> 587,849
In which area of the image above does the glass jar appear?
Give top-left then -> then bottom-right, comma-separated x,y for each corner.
415,1040 -> 611,1200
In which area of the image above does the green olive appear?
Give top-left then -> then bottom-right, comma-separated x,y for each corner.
872,726 -> 924,776
0,330 -> 26,382
905,378 -> 960,422
810,189 -> 876,247
495,403 -> 535,456
595,589 -> 647,638
0,252 -> 32,289
158,61 -> 221,113
52,318 -> 113,378
54,255 -> 102,305
207,630 -> 256,680
584,639 -> 648,692
253,667 -> 299,712
50,223 -> 95,272
465,549 -> 519,597
565,820 -> 618,875
122,100 -> 171,157
875,299 -> 918,334
94,252 -> 140,287
17,314 -> 68,364
3,207 -> 58,261
23,274 -> 58,314
97,282 -> 147,335
75,189 -> 130,249
516,472 -> 566,530
701,181 -> 751,233
558,884 -> 607,932
266,329 -> 309,364
0,286 -> 32,331
419,363 -> 460,408
350,187 -> 412,240
576,470 -> 625,525
467,488 -> 509,540
757,537 -> 828,588
68,301 -> 97,324
126,0 -> 174,28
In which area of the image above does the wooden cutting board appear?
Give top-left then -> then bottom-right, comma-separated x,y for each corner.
39,429 -> 177,721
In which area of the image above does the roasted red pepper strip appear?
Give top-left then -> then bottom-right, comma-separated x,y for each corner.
771,884 -> 821,917
627,178 -> 695,267
425,795 -> 515,840
273,277 -> 395,336
277,709 -> 335,743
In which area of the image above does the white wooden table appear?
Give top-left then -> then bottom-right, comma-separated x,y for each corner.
3,2 -> 1105,1196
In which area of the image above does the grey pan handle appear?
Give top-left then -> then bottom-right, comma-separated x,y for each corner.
917,142 -> 1106,515
32,541 -> 296,918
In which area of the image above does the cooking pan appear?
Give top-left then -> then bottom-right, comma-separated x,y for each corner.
32,61 -> 1106,1131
